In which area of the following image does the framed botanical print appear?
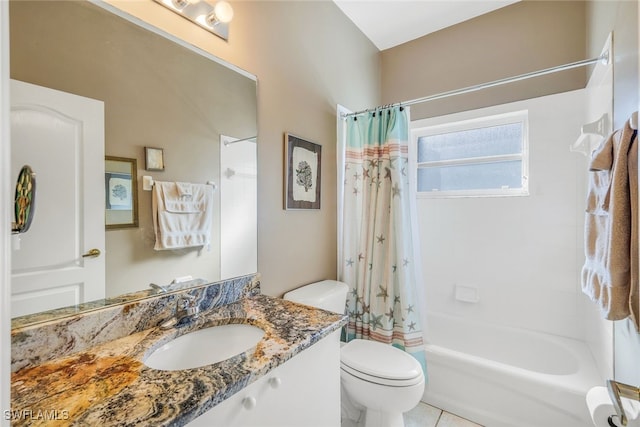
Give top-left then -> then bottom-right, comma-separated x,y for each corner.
284,133 -> 321,210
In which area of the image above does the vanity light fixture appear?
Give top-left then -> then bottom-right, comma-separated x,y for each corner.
153,0 -> 233,41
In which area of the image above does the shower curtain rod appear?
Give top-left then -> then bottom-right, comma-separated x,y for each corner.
223,135 -> 257,146
341,51 -> 609,119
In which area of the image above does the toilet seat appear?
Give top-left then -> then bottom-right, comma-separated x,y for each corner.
340,339 -> 423,387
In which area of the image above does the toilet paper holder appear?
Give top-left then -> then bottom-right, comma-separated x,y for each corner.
607,379 -> 640,426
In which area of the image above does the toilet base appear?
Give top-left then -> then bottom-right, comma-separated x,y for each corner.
363,409 -> 404,427
341,383 -> 364,423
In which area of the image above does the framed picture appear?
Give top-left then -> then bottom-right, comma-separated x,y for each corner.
105,156 -> 139,229
145,147 -> 165,171
284,133 -> 321,210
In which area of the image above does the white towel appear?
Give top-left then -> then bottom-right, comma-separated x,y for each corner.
152,181 -> 214,250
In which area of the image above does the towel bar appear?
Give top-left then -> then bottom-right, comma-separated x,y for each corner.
607,379 -> 640,426
142,176 -> 216,191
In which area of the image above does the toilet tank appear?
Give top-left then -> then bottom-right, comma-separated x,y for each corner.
283,280 -> 349,314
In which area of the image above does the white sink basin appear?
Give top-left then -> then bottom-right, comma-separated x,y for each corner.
144,323 -> 265,371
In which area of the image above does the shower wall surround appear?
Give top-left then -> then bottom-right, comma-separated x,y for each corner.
414,90 -> 590,340
592,1 -> 640,387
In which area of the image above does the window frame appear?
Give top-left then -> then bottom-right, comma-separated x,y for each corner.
411,110 -> 529,198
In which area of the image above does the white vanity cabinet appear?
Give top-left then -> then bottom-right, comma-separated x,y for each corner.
187,331 -> 341,427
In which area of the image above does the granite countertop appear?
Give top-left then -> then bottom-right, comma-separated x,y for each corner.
10,294 -> 347,427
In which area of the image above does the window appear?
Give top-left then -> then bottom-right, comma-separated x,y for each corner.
413,111 -> 529,197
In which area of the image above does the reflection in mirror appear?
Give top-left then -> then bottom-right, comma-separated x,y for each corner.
105,156 -> 139,230
9,0 -> 258,321
12,165 -> 36,235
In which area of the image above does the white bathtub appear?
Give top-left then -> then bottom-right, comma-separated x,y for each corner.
422,312 -> 602,427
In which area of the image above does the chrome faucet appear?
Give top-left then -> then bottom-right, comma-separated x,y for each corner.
160,294 -> 200,329
150,283 -> 169,293
607,379 -> 640,426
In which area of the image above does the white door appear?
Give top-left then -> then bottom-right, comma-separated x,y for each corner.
10,79 -> 105,317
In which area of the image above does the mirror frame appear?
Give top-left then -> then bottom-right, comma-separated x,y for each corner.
105,156 -> 139,229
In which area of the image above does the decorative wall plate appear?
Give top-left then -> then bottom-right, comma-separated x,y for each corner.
13,165 -> 36,234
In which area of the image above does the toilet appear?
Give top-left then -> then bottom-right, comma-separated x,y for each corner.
284,280 -> 425,427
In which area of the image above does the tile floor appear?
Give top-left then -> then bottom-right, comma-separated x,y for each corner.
404,402 -> 483,427
342,402 -> 483,427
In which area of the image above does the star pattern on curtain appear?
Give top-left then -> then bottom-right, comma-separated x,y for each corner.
340,107 -> 426,376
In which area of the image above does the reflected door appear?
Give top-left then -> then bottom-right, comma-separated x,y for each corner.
220,135 -> 257,279
10,79 -> 105,317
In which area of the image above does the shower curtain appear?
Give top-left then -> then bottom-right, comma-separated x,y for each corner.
339,105 -> 427,373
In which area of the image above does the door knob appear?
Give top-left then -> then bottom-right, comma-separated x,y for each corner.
82,248 -> 101,258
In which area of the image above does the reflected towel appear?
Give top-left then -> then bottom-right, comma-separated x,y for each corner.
152,181 -> 214,250
582,119 -> 638,329
175,182 -> 193,199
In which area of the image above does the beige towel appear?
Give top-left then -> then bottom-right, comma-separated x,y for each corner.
582,119 -> 637,329
152,181 -> 214,250
628,129 -> 638,330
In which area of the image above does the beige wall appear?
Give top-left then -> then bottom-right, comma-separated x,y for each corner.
105,0 -> 381,297
231,1 -> 380,296
223,1 -> 380,296
381,0 -> 587,120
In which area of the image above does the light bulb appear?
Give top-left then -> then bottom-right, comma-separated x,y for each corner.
207,1 -> 234,25
171,0 -> 193,9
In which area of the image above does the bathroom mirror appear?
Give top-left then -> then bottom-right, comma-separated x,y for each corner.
9,0 -> 258,320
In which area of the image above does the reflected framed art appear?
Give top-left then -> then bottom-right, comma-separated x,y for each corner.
105,156 -> 139,229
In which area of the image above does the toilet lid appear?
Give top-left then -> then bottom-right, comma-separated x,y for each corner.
340,339 -> 423,386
